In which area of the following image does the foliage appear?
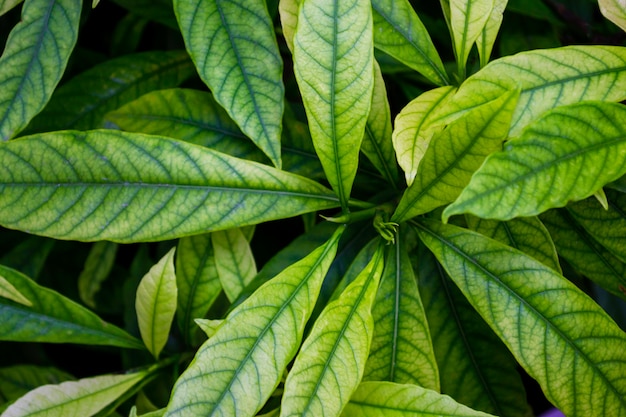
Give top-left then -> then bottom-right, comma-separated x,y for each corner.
0,1 -> 625,417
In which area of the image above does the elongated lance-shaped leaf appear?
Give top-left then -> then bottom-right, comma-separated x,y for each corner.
449,0 -> 494,77
136,247 -> 177,359
415,218 -> 626,417
3,371 -> 147,417
371,0 -> 448,86
25,51 -> 194,133
438,45 -> 626,136
0,130 -> 339,243
173,0 -> 285,168
476,0 -> 508,67
466,215 -> 561,272
164,227 -> 343,417
0,264 -> 143,348
0,365 -> 73,403
293,0 -> 375,211
600,0 -> 626,32
444,102 -> 626,222
364,229 -> 439,389
278,0 -> 299,52
0,0 -> 22,16
566,189 -> 626,264
280,242 -> 385,417
211,228 -> 257,302
415,241 -> 533,417
78,241 -> 118,309
176,234 -> 221,346
0,0 -> 80,140
0,275 -> 32,307
540,209 -> 626,301
393,89 -> 519,224
392,86 -> 457,186
360,60 -> 399,187
342,381 -> 496,417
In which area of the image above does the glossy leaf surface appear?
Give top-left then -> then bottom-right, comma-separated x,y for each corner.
0,130 -> 339,242
211,228 -> 257,302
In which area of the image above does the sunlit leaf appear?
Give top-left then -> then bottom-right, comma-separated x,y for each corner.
0,365 -> 73,403
0,275 -> 32,307
136,247 -> 177,359
0,0 -> 22,16
599,0 -> 626,32
280,242 -> 384,417
193,318 -> 222,338
293,0 -> 374,210
174,0 -> 285,167
0,264 -> 143,348
449,0 -> 494,77
416,218 -> 626,417
164,227 -> 343,417
3,371 -> 147,417
211,228 -> 257,302
78,241 -> 118,309
393,89 -> 519,224
0,130 -> 339,242
476,0 -> 508,67
444,102 -> 626,222
0,0 -> 80,140
278,0 -> 299,52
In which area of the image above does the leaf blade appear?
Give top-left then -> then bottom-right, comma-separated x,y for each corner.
599,0 -> 626,33
211,227 -> 257,302
449,0 -> 494,76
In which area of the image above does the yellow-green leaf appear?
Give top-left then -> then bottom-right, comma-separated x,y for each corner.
211,228 -> 257,302
476,0 -> 508,67
0,274 -> 32,307
600,0 -> 626,32
449,0 -> 494,77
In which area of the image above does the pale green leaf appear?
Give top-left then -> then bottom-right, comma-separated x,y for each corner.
193,318 -> 222,338
176,234 -> 221,346
438,45 -> 626,136
3,371 -> 147,417
293,0 -> 374,210
476,0 -> 508,67
0,0 -> 80,140
164,227 -> 343,417
371,0 -> 448,86
392,86 -> 457,186
0,130 -> 339,243
342,381 -> 496,417
280,242 -> 385,417
78,241 -> 118,309
415,218 -> 626,417
393,89 -> 519,224
0,264 -> 143,348
415,242 -> 534,417
466,215 -> 561,272
129,407 -> 165,417
25,51 -> 194,133
136,247 -> 177,359
444,102 -> 626,222
364,230 -> 439,389
540,209 -> 626,301
0,275 -> 32,306
0,0 -> 22,16
211,228 -> 257,302
174,0 -> 285,167
0,365 -> 73,403
449,0 -> 494,77
600,0 -> 626,32
278,0 -> 299,52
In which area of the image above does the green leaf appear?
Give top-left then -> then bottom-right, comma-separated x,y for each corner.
0,365 -> 73,403
111,0 -> 178,29
465,215 -> 561,272
176,234 -> 221,346
173,0 -> 285,168
211,228 -> 257,302
0,130 -> 339,242
136,247 -> 177,359
342,381 -> 496,417
540,209 -> 626,301
0,0 -> 22,16
163,227 -> 343,417
476,0 -> 508,67
449,0 -> 494,77
415,218 -> 626,417
371,0 -> 448,86
599,0 -> 626,33
444,102 -> 626,222
293,0 -> 374,210
364,230 -> 439,389
440,45 -> 626,136
193,318 -> 222,338
25,51 -> 194,133
278,0 -> 299,53
0,236 -> 54,280
0,275 -> 32,306
280,242 -> 384,417
0,0 -> 80,140
393,89 -> 519,224
78,241 -> 118,309
0,264 -> 143,348
3,371 -> 147,417
392,86 -> 457,186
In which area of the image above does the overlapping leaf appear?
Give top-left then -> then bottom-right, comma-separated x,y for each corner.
278,0 -> 299,52
444,102 -> 626,221
0,0 -> 80,140
0,0 -> 22,16
0,130 -> 339,242
78,241 -> 118,308
293,0 -> 374,210
211,228 -> 257,302
600,0 -> 626,32
449,0 -> 494,76
0,265 -> 142,348
0,236 -> 54,280
164,227 -> 343,417
476,0 -> 508,66
416,218 -> 626,417
0,275 -> 32,307
174,0 -> 285,167
0,365 -> 73,403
